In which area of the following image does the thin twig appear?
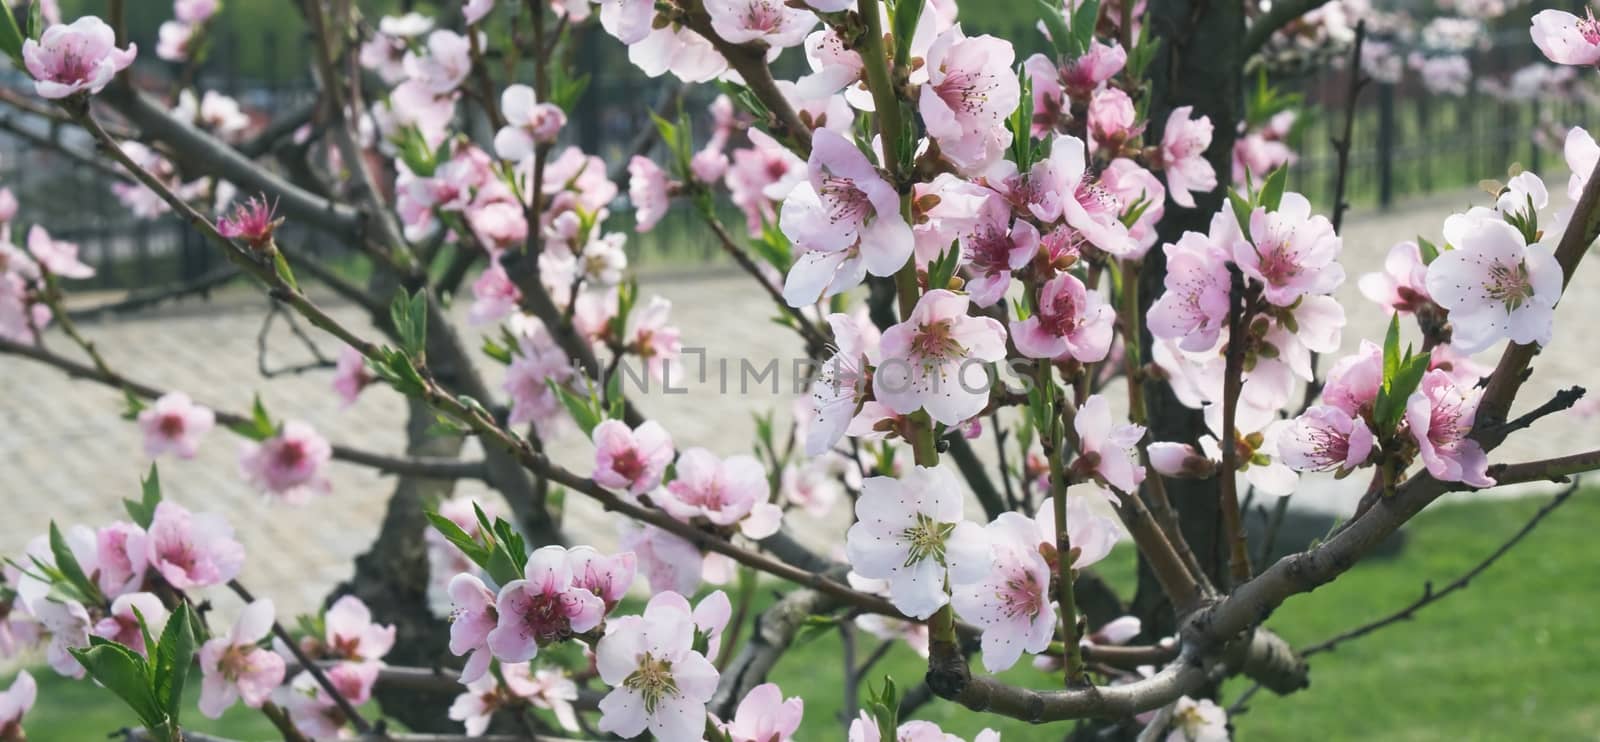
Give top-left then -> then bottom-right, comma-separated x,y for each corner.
228,580 -> 375,735
1301,480 -> 1582,658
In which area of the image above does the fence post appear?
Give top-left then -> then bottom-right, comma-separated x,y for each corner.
1376,81 -> 1395,210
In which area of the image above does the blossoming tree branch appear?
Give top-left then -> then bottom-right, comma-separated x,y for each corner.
0,0 -> 1594,739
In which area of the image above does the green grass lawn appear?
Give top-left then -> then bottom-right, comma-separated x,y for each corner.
9,493 -> 1596,740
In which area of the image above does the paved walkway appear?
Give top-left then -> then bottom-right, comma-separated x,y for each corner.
2,186 -> 1596,619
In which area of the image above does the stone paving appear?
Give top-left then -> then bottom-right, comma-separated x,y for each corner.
2,186 -> 1597,620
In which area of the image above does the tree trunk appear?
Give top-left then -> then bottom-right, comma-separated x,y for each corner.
1132,0 -> 1246,705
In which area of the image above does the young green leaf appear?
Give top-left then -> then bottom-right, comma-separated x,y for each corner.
1227,189 -> 1255,240
124,465 -> 163,529
0,5 -> 25,68
152,604 -> 196,728
548,380 -> 603,436
1034,0 -> 1074,59
1068,0 -> 1101,58
49,522 -> 104,607
1259,166 -> 1288,212
425,511 -> 492,567
1417,236 -> 1440,264
70,642 -> 165,736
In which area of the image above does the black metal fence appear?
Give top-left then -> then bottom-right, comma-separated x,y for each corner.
5,21 -> 1590,292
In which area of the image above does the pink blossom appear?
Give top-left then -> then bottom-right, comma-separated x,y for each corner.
1406,370 -> 1493,487
448,670 -> 507,736
504,321 -> 576,432
781,459 -> 847,517
704,0 -> 816,49
1062,40 -> 1127,97
323,595 -> 395,663
1088,615 -> 1142,646
1148,441 -> 1214,479
845,466 -> 991,619
1532,9 -> 1600,66
780,128 -> 913,307
1167,696 -> 1228,742
661,448 -> 782,539
156,21 -> 193,62
1088,87 -> 1140,153
690,147 -> 729,184
1236,192 -> 1343,307
495,85 -> 567,162
628,156 -> 672,233
26,225 -> 92,279
1159,106 -> 1218,208
567,546 -> 637,611
1322,340 -> 1382,418
618,523 -> 702,596
805,311 -> 880,457
447,573 -> 498,683
627,295 -> 682,382
217,196 -> 282,247
1038,489 -> 1123,570
22,17 -> 137,99
920,28 -> 1018,174
135,392 -> 215,460
951,512 -> 1054,672
598,0 -> 659,46
1011,272 -> 1115,363
959,196 -> 1037,308
1101,158 -> 1166,258
1148,229 -> 1232,352
873,290 -> 1008,427
912,173 -> 992,264
403,30 -> 473,94
238,421 -> 332,504
0,274 -> 48,344
1425,214 -> 1562,353
625,24 -> 726,83
91,592 -> 167,656
1565,126 -> 1597,200
506,664 -> 581,731
283,662 -> 378,738
0,671 -> 35,740
487,546 -> 606,662
145,500 -> 244,590
727,129 -> 805,236
331,345 -> 374,408
93,521 -> 148,598
464,0 -> 495,25
795,28 -> 864,101
1075,394 -> 1147,493
175,0 -> 219,24
32,598 -> 90,678
592,420 -> 675,496
718,683 -> 804,742
468,260 -> 522,326
1279,405 -> 1375,474
595,591 -> 720,740
1006,135 -> 1137,257
1359,241 -> 1434,314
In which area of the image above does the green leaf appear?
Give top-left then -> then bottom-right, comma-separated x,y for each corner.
1382,314 -> 1401,385
49,522 -> 104,607
272,250 -> 299,291
1377,352 -> 1432,431
124,465 -> 163,529
227,394 -> 276,441
71,642 -> 164,733
1259,167 -> 1288,212
0,4 -> 24,67
395,126 -> 438,177
1034,0 -> 1074,59
481,335 -> 513,364
26,0 -> 40,41
1227,189 -> 1254,239
389,288 -> 429,357
152,604 -> 196,727
891,0 -> 926,66
425,511 -> 492,567
548,379 -> 602,436
1417,236 -> 1440,265
120,390 -> 147,421
1067,0 -> 1101,58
